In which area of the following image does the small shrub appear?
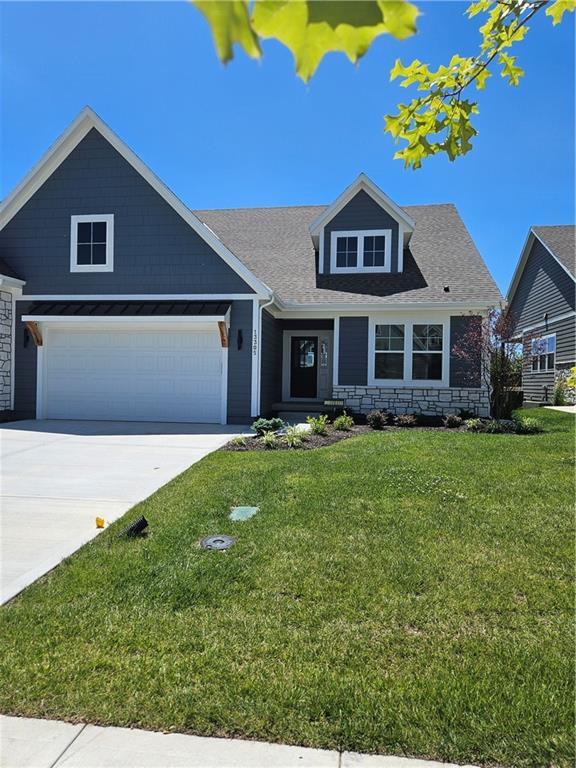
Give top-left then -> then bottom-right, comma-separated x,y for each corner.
443,413 -> 463,429
306,414 -> 329,435
483,419 -> 504,434
252,417 -> 285,436
260,431 -> 279,449
553,379 -> 567,406
567,366 -> 576,389
464,417 -> 483,432
513,417 -> 544,435
333,411 -> 354,431
395,413 -> 417,428
229,435 -> 247,448
366,410 -> 388,430
283,425 -> 305,448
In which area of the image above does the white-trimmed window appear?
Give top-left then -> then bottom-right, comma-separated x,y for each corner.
412,324 -> 443,380
330,229 -> 391,273
70,214 -> 114,272
369,318 -> 448,385
374,324 -> 405,379
530,334 -> 555,372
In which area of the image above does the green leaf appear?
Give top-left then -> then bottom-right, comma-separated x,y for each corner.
193,1 -> 261,63
252,0 -> 418,82
498,52 -> 524,85
546,0 -> 576,25
474,67 -> 491,90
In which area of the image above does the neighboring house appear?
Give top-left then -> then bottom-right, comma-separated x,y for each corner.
0,108 -> 501,425
506,226 -> 576,404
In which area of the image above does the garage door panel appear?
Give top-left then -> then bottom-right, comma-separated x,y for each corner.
43,327 -> 224,423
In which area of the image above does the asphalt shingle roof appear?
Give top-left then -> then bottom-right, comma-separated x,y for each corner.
195,203 -> 502,306
532,225 -> 575,276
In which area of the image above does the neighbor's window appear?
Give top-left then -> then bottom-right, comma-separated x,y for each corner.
335,236 -> 358,269
412,324 -> 443,380
331,229 -> 391,273
530,335 -> 555,372
374,324 -> 405,379
70,214 -> 114,272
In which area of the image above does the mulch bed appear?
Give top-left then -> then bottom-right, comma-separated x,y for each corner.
223,425 -> 372,451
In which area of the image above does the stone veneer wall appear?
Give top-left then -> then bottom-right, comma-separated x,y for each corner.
333,385 -> 490,417
0,290 -> 13,410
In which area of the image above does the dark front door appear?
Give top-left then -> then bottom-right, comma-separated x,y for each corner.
290,336 -> 318,398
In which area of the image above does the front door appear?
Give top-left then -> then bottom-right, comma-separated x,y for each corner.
290,336 -> 318,398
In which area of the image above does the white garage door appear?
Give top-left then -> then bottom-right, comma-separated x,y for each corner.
42,325 -> 224,423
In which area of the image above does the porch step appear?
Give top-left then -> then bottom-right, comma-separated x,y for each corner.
273,401 -> 324,424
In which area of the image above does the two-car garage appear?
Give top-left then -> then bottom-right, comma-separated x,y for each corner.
24,301 -> 231,424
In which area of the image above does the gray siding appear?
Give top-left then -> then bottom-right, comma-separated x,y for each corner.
323,190 -> 401,274
14,302 -> 37,418
521,315 -> 576,402
260,309 -> 283,416
0,129 -> 254,295
338,317 -> 368,385
227,300 -> 253,423
449,315 -> 482,388
508,238 -> 575,335
280,319 -> 334,331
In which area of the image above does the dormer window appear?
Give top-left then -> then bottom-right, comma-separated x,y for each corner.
70,214 -> 114,272
330,229 -> 391,274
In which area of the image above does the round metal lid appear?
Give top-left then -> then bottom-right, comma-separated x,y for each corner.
200,534 -> 236,551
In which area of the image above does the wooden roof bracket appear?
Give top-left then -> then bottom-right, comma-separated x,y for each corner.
217,321 -> 229,348
25,321 -> 43,347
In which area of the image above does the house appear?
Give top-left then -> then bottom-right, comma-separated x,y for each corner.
0,108 -> 501,425
506,226 -> 575,404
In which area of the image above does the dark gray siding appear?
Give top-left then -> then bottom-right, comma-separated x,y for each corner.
279,319 -> 334,331
0,129 -> 254,295
227,301 -> 253,423
449,315 -> 482,387
508,238 -> 575,335
14,302 -> 37,418
521,315 -> 576,402
260,309 -> 282,416
323,190 -> 401,274
338,317 -> 368,385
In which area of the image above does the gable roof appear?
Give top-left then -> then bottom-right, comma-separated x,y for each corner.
308,173 -> 415,240
196,203 -> 502,309
0,107 -> 272,297
506,225 -> 575,304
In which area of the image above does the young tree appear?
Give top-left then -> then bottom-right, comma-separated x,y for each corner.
192,0 -> 575,169
452,309 -> 522,420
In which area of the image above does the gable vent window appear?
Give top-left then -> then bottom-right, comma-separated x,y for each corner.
330,229 -> 391,273
70,214 -> 114,273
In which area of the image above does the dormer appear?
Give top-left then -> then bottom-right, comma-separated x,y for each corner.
309,174 -> 415,275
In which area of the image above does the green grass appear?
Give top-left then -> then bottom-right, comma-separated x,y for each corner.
1,409 -> 573,766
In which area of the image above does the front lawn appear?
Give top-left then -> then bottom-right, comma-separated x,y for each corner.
0,409 -> 573,767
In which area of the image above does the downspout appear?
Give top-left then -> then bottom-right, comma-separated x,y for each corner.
257,294 -> 275,415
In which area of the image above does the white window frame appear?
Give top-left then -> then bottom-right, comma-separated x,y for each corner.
70,214 -> 114,273
330,229 -> 392,274
368,316 -> 450,387
529,333 -> 556,373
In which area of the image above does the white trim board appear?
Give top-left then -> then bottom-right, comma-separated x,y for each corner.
17,293 -> 260,301
22,315 -> 229,324
0,106 -> 272,297
70,214 -> 114,273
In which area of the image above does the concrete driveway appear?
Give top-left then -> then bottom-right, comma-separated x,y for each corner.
0,420 -> 242,604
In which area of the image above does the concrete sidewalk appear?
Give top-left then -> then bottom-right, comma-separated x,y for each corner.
1,715 -> 479,768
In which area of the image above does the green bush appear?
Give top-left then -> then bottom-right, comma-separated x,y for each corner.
306,414 -> 330,435
283,426 -> 305,448
252,417 -> 286,436
229,435 -> 247,448
443,413 -> 463,429
333,411 -> 354,431
553,379 -> 567,406
513,417 -> 544,435
366,410 -> 388,430
395,413 -> 417,428
260,431 -> 280,449
464,417 -> 483,432
483,419 -> 505,434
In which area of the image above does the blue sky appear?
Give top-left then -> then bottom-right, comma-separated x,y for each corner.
1,1 -> 574,293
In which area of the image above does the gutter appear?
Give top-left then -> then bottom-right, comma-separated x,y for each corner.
256,294 -> 275,414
